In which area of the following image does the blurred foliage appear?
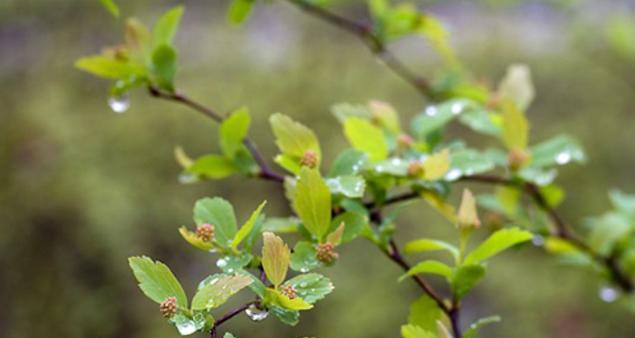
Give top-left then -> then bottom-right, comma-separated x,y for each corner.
2,0 -> 635,337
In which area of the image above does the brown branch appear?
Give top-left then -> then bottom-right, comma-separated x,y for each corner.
148,86 -> 285,183
284,0 -> 434,99
210,301 -> 256,338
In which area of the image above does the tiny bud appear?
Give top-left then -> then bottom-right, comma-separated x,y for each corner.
407,160 -> 423,177
299,150 -> 318,168
196,223 -> 215,242
279,284 -> 297,299
316,242 -> 339,264
159,297 -> 178,318
397,134 -> 414,147
507,148 -> 530,171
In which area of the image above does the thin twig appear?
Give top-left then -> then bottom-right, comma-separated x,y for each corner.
148,86 -> 285,183
284,0 -> 434,98
210,301 -> 256,338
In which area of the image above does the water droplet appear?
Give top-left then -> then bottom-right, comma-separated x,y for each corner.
300,267 -> 310,273
245,304 -> 269,321
299,282 -> 308,288
531,235 -> 544,247
107,94 -> 130,113
445,168 -> 462,181
599,285 -> 619,303
555,152 -> 572,165
425,106 -> 438,117
216,258 -> 228,268
451,102 -> 464,115
178,173 -> 198,184
175,320 -> 197,335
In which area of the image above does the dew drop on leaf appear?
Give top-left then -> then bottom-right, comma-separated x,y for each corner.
216,258 -> 228,269
245,304 -> 269,321
555,152 -> 572,165
425,106 -> 438,117
175,320 -> 197,335
599,285 -> 619,303
107,94 -> 130,113
531,235 -> 544,247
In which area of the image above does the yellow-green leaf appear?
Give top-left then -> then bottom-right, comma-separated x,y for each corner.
265,288 -> 313,311
75,56 -> 144,79
128,256 -> 188,308
269,113 -> 321,162
191,274 -> 252,310
293,167 -> 332,239
153,5 -> 184,48
232,201 -> 266,250
262,232 -> 290,287
178,226 -> 214,251
457,189 -> 480,229
501,103 -> 529,150
99,0 -> 119,17
220,107 -> 251,158
343,117 -> 388,162
497,64 -> 534,111
464,227 -> 533,265
422,149 -> 450,180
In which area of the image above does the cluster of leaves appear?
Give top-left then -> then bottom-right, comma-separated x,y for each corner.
79,1 -> 635,337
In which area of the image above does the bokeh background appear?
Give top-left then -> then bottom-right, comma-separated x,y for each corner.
2,0 -> 635,337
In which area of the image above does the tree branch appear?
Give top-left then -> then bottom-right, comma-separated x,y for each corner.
148,86 -> 285,183
210,301 -> 257,338
284,0 -> 434,98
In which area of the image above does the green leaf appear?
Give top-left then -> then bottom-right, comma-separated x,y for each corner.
411,99 -> 477,139
400,260 -> 452,281
232,201 -> 266,250
283,273 -> 334,304
610,190 -> 635,219
125,18 -> 152,62
403,238 -> 459,259
451,264 -> 486,299
262,232 -> 290,287
331,211 -> 368,244
228,0 -> 255,24
193,197 -> 238,247
274,154 -> 302,175
216,253 -> 253,274
224,333 -> 237,338
464,315 -> 502,338
343,117 -> 388,162
219,107 -> 251,158
328,149 -> 368,177
501,103 -> 529,150
188,154 -> 238,179
401,324 -> 439,338
293,167 -> 332,239
496,64 -> 534,111
129,256 -> 188,308
587,212 -> 633,255
447,149 -> 496,180
422,149 -> 450,180
529,135 -> 586,168
270,305 -> 300,326
464,227 -> 532,265
265,288 -> 313,310
262,217 -> 300,234
270,113 -> 321,161
326,175 -> 366,198
151,44 -> 177,91
75,56 -> 144,79
408,295 -> 442,332
191,275 -> 252,310
99,0 -> 119,17
153,5 -> 184,48
290,241 -> 321,272
179,226 -> 214,251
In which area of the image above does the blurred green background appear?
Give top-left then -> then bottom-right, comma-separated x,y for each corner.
2,0 -> 635,337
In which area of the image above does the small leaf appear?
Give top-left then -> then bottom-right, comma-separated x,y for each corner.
408,295 -> 442,332
293,167 -> 332,239
153,5 -> 185,47
400,260 -> 453,281
283,273 -> 334,304
232,201 -> 266,250
497,64 -> 534,111
457,189 -> 480,229
464,227 -> 532,265
193,197 -> 237,247
343,117 -> 388,162
368,100 -> 401,133
326,175 -> 366,198
151,44 -> 177,91
330,211 -> 368,244
290,241 -> 321,272
529,135 -> 586,168
75,56 -> 144,79
220,107 -> 251,158
270,306 -> 299,326
452,264 -> 486,299
401,324 -> 438,338
403,238 -> 459,259
270,113 -> 321,163
422,149 -> 450,180
191,275 -> 252,310
228,0 -> 255,24
129,256 -> 188,308
328,149 -> 368,177
224,333 -> 237,338
265,288 -> 313,310
99,0 -> 119,17
464,315 -> 502,338
262,232 -> 290,287
501,103 -> 529,150
188,154 -> 238,179
326,222 -> 345,246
